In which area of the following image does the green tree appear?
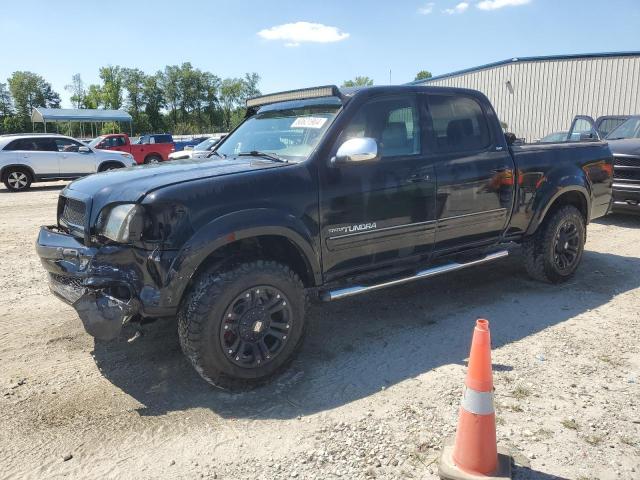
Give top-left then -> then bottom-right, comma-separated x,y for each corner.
99,66 -> 124,109
83,84 -> 102,109
7,71 -> 60,118
122,68 -> 147,121
341,76 -> 374,88
0,82 -> 13,117
219,78 -> 245,131
161,65 -> 181,126
143,73 -> 165,132
65,73 -> 86,109
414,70 -> 433,81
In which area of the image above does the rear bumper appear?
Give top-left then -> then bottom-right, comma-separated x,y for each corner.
36,226 -> 164,340
612,183 -> 640,212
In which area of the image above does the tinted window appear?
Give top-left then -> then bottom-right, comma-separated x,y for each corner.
341,96 -> 420,158
153,134 -> 172,144
55,138 -> 84,152
4,139 -> 36,151
427,95 -> 491,153
598,118 -> 626,138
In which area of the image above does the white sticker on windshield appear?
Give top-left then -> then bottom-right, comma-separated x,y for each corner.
291,117 -> 328,129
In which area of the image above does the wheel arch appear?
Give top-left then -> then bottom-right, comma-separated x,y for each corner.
526,185 -> 590,236
0,163 -> 36,182
97,160 -> 126,172
164,209 -> 322,307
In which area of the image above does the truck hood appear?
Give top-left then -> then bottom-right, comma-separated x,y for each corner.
63,157 -> 286,205
607,138 -> 640,157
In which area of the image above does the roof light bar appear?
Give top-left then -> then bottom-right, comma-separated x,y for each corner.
246,85 -> 340,108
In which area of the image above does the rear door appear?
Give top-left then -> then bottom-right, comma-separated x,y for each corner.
55,138 -> 96,175
14,137 -> 60,177
319,94 -> 437,280
426,93 -> 515,252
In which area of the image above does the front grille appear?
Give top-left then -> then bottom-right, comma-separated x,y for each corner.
613,156 -> 640,168
614,169 -> 640,181
59,196 -> 86,229
49,273 -> 85,303
613,156 -> 640,183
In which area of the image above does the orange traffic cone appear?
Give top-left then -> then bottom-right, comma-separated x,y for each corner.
438,319 -> 512,480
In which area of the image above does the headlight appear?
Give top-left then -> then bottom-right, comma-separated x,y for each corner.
96,204 -> 144,243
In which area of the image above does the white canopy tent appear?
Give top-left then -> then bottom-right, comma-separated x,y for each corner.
31,108 -> 133,137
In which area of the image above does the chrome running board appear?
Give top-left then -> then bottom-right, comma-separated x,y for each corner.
321,250 -> 509,302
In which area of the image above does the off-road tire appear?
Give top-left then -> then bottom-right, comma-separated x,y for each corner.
178,261 -> 307,389
3,167 -> 33,191
523,205 -> 586,283
144,155 -> 161,164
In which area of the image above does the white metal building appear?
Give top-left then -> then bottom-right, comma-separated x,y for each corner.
413,52 -> 640,142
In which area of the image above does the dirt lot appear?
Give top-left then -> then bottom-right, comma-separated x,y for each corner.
0,182 -> 638,480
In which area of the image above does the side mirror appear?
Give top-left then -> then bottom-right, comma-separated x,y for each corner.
504,132 -> 517,146
331,137 -> 379,166
78,146 -> 91,153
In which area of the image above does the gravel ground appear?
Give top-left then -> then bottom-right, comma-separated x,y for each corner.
0,181 -> 639,480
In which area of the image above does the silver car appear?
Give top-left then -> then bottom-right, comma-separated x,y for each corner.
168,136 -> 223,161
0,134 -> 136,191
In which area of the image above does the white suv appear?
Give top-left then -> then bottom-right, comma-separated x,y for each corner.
0,134 -> 137,191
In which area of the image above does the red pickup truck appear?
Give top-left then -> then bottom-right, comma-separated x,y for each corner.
88,133 -> 175,164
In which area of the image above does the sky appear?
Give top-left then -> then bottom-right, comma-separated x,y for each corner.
1,0 -> 639,107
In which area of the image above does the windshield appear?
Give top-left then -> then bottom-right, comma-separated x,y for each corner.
88,136 -> 106,148
216,101 -> 341,162
606,118 -> 640,140
194,137 -> 219,151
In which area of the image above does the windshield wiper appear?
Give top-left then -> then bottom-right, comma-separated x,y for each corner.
207,150 -> 226,158
238,150 -> 287,163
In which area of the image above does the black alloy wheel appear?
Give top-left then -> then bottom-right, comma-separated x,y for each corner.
220,285 -> 292,368
553,220 -> 580,271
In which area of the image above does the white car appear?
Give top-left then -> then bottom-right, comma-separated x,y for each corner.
168,136 -> 223,161
0,134 -> 136,191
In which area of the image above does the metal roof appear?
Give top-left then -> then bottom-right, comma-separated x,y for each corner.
31,108 -> 133,123
409,51 -> 640,84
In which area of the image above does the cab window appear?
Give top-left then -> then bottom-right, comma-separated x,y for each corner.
341,96 -> 421,159
427,95 -> 491,153
55,138 -> 84,152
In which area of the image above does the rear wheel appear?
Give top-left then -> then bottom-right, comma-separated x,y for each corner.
3,167 -> 32,191
523,205 -> 586,283
144,155 -> 161,164
178,261 -> 307,389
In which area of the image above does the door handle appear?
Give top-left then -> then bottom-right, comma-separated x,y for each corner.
408,174 -> 430,183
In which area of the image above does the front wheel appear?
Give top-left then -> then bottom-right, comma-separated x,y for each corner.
178,261 -> 307,389
144,155 -> 161,164
523,205 -> 586,283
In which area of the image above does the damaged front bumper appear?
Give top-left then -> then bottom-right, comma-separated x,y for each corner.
36,226 -> 143,340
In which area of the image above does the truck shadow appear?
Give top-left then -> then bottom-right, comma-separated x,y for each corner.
593,213 -> 639,227
92,248 -> 640,419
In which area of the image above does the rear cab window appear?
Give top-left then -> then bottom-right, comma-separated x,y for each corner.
426,95 -> 491,153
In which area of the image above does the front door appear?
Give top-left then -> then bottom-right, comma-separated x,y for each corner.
319,94 -> 437,281
425,93 -> 515,252
54,138 -> 95,175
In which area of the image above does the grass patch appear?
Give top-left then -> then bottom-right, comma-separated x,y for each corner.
536,428 -> 554,439
620,436 -> 636,447
512,386 -> 531,400
561,419 -> 579,430
598,355 -> 626,367
584,435 -> 603,446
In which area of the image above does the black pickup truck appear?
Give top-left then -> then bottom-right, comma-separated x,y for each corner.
36,85 -> 613,388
